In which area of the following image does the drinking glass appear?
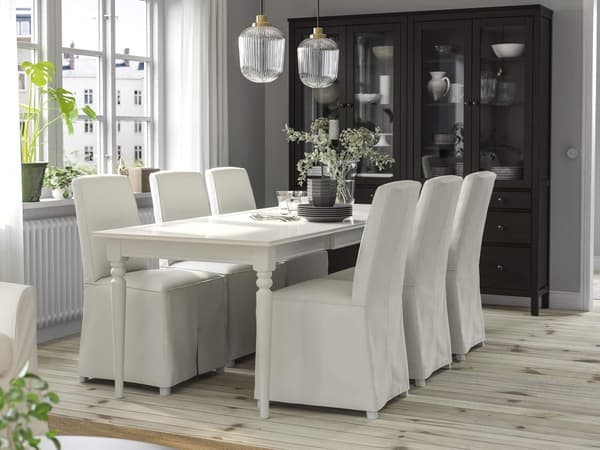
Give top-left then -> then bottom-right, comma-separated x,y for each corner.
276,190 -> 292,214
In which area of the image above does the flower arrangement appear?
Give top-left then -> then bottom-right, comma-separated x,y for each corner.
284,118 -> 394,202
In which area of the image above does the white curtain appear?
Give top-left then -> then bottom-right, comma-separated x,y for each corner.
0,0 -> 24,284
178,0 -> 229,172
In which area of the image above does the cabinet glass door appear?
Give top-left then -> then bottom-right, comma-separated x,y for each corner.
474,19 -> 531,185
292,26 -> 347,184
349,25 -> 400,180
414,21 -> 471,179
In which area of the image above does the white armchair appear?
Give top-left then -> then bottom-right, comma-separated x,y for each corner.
205,167 -> 329,286
150,170 -> 259,361
73,175 -> 228,395
0,282 -> 37,390
403,175 -> 462,386
267,181 -> 421,418
447,171 -> 496,360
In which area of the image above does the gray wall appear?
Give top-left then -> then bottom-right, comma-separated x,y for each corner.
227,0 -> 267,207
257,0 -> 585,296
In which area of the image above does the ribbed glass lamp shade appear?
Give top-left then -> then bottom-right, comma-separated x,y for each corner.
297,33 -> 339,89
238,20 -> 285,83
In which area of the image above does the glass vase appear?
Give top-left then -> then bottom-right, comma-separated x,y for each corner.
336,179 -> 355,205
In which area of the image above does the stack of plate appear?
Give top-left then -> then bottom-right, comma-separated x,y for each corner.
490,166 -> 523,180
298,204 -> 353,223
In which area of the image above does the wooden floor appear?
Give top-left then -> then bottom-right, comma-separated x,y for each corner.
39,306 -> 600,450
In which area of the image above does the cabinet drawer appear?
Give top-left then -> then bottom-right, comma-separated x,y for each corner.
489,191 -> 531,210
480,247 -> 531,291
484,212 -> 531,244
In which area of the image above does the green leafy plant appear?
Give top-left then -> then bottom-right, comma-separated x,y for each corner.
43,165 -> 86,199
20,60 -> 96,163
284,117 -> 394,191
0,371 -> 60,450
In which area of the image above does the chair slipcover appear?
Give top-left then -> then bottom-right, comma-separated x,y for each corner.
447,171 -> 496,356
268,181 -> 420,415
403,175 -> 462,383
204,167 -> 329,286
150,170 -> 261,360
73,175 -> 227,391
0,282 -> 37,390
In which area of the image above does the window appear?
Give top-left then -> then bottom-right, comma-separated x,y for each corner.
83,88 -> 93,105
84,146 -> 94,161
16,0 -> 161,175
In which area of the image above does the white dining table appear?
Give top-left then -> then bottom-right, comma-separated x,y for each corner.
95,205 -> 369,418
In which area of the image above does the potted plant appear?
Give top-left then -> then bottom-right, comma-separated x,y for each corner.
20,60 -> 96,202
284,117 -> 394,204
0,371 -> 60,450
43,165 -> 85,199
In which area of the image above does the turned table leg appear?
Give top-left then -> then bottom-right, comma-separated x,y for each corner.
255,270 -> 273,419
110,260 -> 127,398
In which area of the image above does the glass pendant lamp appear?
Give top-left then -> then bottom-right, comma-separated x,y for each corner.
238,0 -> 285,83
297,0 -> 339,89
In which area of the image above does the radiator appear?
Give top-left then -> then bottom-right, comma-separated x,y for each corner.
24,208 -> 155,329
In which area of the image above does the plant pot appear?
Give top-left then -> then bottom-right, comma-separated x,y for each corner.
52,188 -> 71,199
308,178 -> 337,207
22,162 -> 47,202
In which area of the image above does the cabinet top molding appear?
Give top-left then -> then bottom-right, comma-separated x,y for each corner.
288,5 -> 553,25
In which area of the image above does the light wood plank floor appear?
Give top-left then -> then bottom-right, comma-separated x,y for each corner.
39,307 -> 600,450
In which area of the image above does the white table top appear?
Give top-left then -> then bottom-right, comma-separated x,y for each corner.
95,206 -> 370,247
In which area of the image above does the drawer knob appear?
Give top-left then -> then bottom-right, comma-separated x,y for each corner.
496,224 -> 505,231
496,196 -> 504,203
496,264 -> 505,272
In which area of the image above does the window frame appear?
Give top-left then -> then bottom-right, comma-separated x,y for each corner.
18,0 -> 163,174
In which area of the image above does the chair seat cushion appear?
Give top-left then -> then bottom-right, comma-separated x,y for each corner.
96,269 -> 222,293
327,267 -> 355,281
0,332 -> 12,376
274,279 -> 353,306
170,260 -> 252,275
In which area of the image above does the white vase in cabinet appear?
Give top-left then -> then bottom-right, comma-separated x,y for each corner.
428,71 -> 451,102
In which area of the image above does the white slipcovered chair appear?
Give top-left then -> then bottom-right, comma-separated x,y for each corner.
267,181 -> 421,419
0,282 -> 37,390
73,175 -> 227,395
403,175 -> 462,386
447,171 -> 496,360
149,171 -> 258,361
205,167 -> 329,286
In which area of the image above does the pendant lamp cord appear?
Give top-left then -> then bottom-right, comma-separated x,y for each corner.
317,0 -> 320,28
260,0 -> 264,15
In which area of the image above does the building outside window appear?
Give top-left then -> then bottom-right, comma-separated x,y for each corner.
83,88 -> 93,105
17,0 -> 160,175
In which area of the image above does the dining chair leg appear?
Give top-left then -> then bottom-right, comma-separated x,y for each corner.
366,411 -> 379,420
445,362 -> 452,369
215,367 -> 225,375
79,377 -> 88,383
399,391 -> 408,399
455,353 -> 465,362
415,379 -> 426,387
159,387 -> 171,396
225,360 -> 236,368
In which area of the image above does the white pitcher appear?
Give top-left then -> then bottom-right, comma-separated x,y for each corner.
428,71 -> 451,102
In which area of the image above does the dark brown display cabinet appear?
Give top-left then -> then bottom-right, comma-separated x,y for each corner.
289,5 -> 552,315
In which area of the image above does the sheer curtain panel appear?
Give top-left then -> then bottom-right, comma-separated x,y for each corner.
178,0 -> 229,172
0,0 -> 24,283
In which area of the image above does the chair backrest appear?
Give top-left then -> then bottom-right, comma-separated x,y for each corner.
404,175 -> 463,287
448,171 -> 496,273
204,167 -> 257,214
150,171 -> 212,223
352,180 -> 421,306
73,175 -> 146,283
